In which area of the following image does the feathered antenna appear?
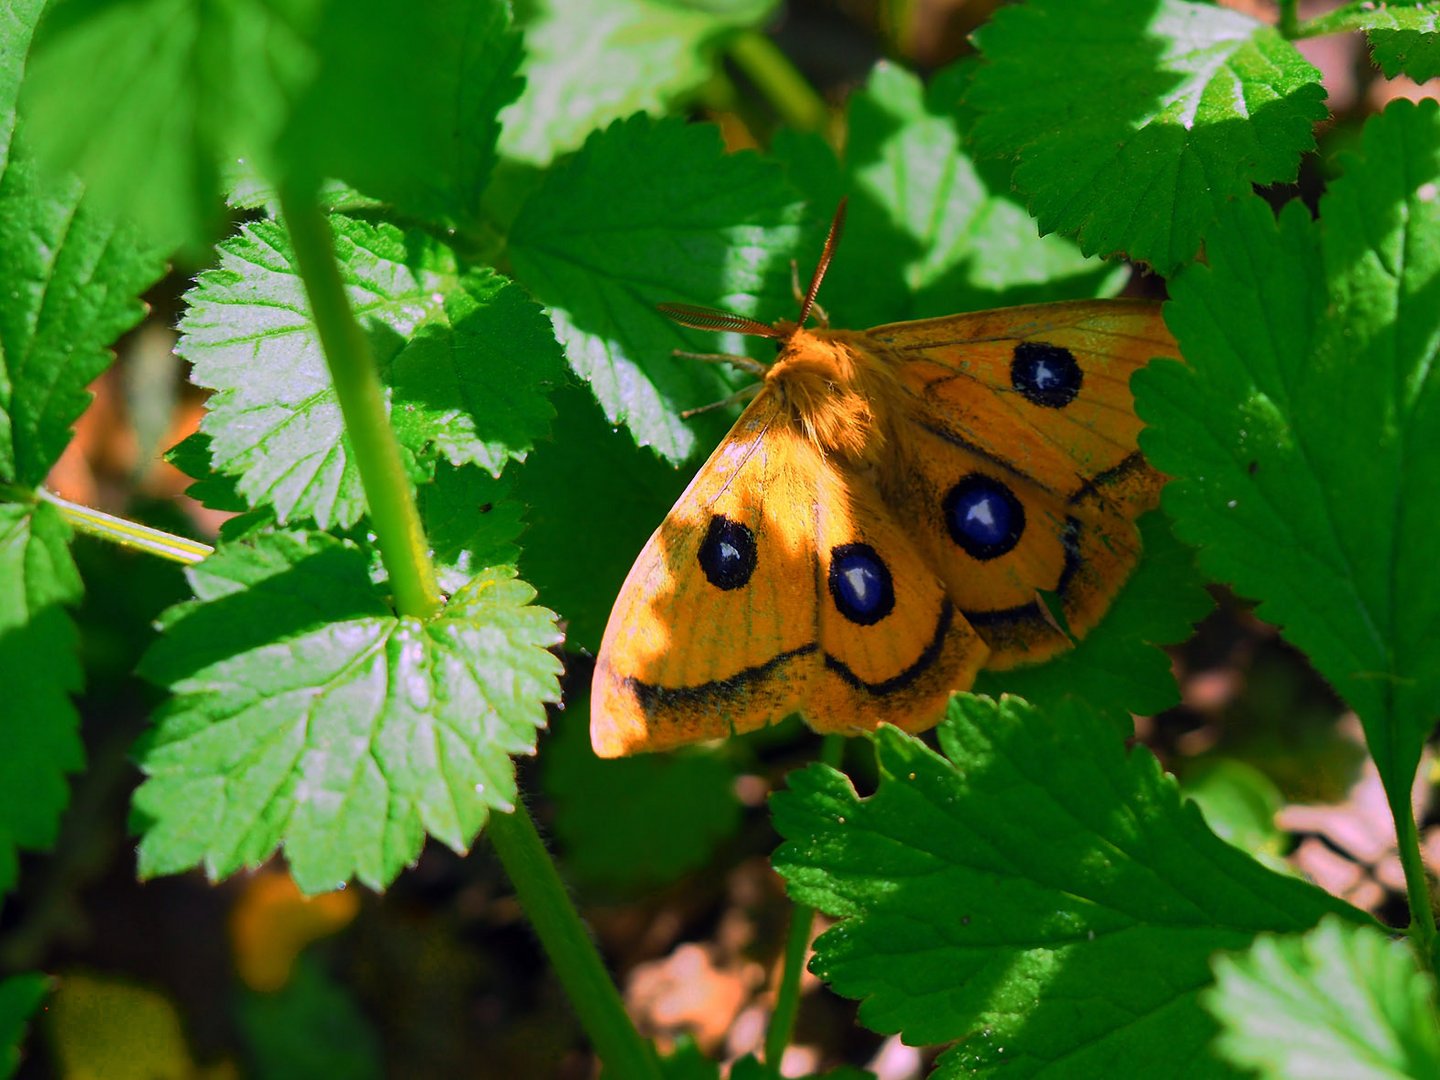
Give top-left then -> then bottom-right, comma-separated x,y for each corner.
796,197 -> 846,330
657,198 -> 849,338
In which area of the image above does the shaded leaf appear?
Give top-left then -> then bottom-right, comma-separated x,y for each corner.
0,502 -> 84,899
1134,99 -> 1440,802
509,115 -> 803,463
772,695 -> 1368,1077
499,0 -> 776,165
968,0 -> 1327,273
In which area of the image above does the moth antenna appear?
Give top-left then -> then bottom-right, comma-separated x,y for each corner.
658,303 -> 784,339
796,197 -> 847,329
672,349 -> 768,377
680,383 -> 761,419
789,259 -> 831,326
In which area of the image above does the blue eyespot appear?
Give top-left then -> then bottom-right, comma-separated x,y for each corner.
698,514 -> 757,590
944,475 -> 1025,561
828,543 -> 895,626
1011,342 -> 1081,408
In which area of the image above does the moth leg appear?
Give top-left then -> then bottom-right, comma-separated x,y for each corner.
672,349 -> 768,377
681,383 -> 762,419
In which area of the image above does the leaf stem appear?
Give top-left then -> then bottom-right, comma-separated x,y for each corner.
727,30 -> 829,134
1390,781 -> 1437,970
38,489 -> 212,564
765,734 -> 847,1067
277,187 -> 442,621
1276,0 -> 1300,38
488,801 -> 662,1080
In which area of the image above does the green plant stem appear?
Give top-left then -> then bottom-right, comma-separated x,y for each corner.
1276,0 -> 1299,38
728,30 -> 829,134
765,733 -> 847,1067
278,186 -> 441,621
1390,781 -> 1437,970
39,489 -> 212,564
488,801 -> 662,1080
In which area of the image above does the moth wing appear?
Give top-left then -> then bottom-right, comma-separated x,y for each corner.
803,451 -> 989,736
868,299 -> 1173,667
591,393 -> 817,757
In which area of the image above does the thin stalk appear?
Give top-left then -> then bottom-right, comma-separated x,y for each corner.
728,30 -> 829,134
1390,782 -> 1437,970
277,186 -> 441,621
40,488 -> 212,565
765,734 -> 847,1067
1276,0 -> 1299,38
488,802 -> 662,1080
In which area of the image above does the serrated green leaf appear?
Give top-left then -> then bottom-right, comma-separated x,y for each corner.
0,0 -> 45,160
516,386 -> 689,651
1134,99 -> 1440,803
19,0 -> 319,251
499,0 -> 776,166
165,433 -> 250,514
1180,759 -> 1289,872
509,114 -> 803,463
771,696 -> 1368,1078
236,956 -> 381,1080
0,129 -> 166,486
541,692 -> 739,891
1371,27 -> 1440,80
1206,917 -> 1440,1079
780,61 -> 1122,329
178,217 -> 557,528
134,531 -> 562,893
968,0 -> 1327,273
0,501 -> 84,899
0,972 -> 46,1079
280,0 -> 522,230
389,268 -> 564,474
419,462 -> 525,595
975,512 -> 1212,728
1305,2 -> 1440,81
177,216 -> 449,527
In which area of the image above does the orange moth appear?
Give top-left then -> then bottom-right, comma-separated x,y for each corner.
592,201 -> 1173,756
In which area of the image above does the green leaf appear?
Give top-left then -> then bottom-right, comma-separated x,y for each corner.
19,0 -> 319,251
975,512 -> 1213,728
1206,917 -> 1440,1079
515,386 -> 689,651
0,502 -> 84,899
134,531 -> 562,893
178,217 -> 558,528
509,115 -> 803,463
499,0 -> 776,165
280,0 -> 522,231
776,61 -> 1123,330
236,956 -> 382,1080
968,0 -> 1327,273
541,691 -> 740,892
0,0 -> 45,158
771,696 -> 1368,1077
419,463 -> 526,596
1180,759 -> 1289,872
1134,98 -> 1440,802
389,268 -> 564,475
1,122 -> 166,486
1305,2 -> 1440,83
0,973 -> 46,1080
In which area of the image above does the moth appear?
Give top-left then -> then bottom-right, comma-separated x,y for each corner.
591,201 -> 1173,756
